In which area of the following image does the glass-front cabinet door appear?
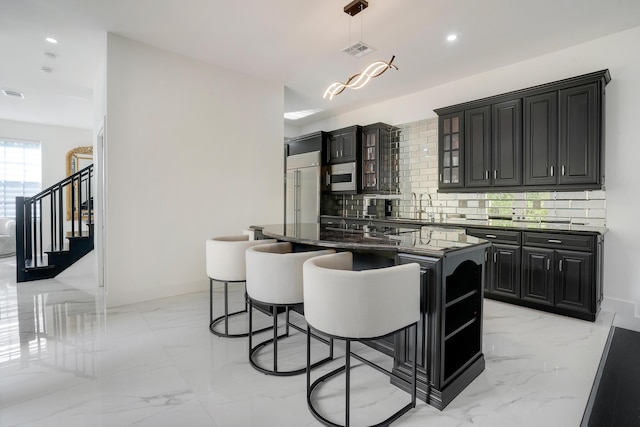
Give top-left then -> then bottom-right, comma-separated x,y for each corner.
362,129 -> 378,191
439,112 -> 464,189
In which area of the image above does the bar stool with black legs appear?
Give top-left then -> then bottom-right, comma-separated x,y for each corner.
245,242 -> 335,376
205,235 -> 276,338
303,251 -> 421,427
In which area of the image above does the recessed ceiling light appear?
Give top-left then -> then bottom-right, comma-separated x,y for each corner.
284,109 -> 322,120
447,34 -> 457,42
45,37 -> 58,44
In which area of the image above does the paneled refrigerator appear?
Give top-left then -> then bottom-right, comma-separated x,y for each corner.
285,151 -> 321,225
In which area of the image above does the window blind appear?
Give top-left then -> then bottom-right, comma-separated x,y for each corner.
0,139 -> 42,218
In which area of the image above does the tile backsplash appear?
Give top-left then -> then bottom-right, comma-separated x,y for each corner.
329,117 -> 606,227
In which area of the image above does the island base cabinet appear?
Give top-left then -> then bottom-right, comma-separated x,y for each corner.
393,249 -> 486,410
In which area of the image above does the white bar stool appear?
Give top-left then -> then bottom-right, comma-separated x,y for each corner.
205,235 -> 276,338
245,242 -> 335,376
303,251 -> 421,427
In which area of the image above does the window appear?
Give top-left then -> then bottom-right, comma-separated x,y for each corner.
0,139 -> 42,218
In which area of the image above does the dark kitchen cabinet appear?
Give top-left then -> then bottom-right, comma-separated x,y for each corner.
558,83 -> 601,186
361,123 -> 397,193
521,246 -> 555,305
465,226 -> 602,321
524,92 -> 558,186
521,231 -> 597,318
492,99 -> 522,187
465,106 -> 491,187
327,125 -> 361,164
285,131 -> 329,156
555,250 -> 593,313
464,100 -> 522,188
438,112 -> 464,189
435,69 -> 609,192
490,244 -> 521,299
394,249 -> 485,409
466,228 -> 521,300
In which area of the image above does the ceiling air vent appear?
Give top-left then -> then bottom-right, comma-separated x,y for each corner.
2,89 -> 24,99
341,41 -> 374,58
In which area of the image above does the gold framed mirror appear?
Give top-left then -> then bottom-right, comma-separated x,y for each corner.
66,146 -> 93,221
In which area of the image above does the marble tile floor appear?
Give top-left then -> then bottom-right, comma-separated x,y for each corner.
0,255 -> 614,427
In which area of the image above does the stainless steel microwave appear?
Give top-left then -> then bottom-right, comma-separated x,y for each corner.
325,162 -> 357,192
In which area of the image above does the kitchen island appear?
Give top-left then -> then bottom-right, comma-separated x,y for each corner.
251,223 -> 490,410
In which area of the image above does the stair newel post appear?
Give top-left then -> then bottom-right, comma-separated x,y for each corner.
15,196 -> 26,282
77,172 -> 83,237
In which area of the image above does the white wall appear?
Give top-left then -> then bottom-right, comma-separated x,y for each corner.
105,34 -> 283,307
301,26 -> 640,317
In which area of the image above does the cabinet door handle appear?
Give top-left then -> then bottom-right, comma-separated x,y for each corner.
493,252 -> 497,263
485,234 -> 497,239
484,250 -> 488,262
485,170 -> 489,180
550,166 -> 555,177
546,259 -> 551,271
561,165 -> 566,176
326,171 -> 330,188
559,260 -> 563,271
548,239 -> 562,244
439,173 -> 443,182
494,170 -> 497,180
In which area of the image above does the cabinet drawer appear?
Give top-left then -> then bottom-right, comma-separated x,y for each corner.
466,228 -> 521,244
522,232 -> 594,252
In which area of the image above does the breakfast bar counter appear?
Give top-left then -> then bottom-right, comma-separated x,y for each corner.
251,223 -> 490,410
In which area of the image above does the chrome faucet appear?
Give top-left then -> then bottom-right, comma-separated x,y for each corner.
422,193 -> 434,222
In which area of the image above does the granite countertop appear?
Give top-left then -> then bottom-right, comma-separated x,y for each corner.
321,215 -> 608,235
255,223 -> 489,257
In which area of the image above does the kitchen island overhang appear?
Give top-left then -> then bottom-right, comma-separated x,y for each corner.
251,223 -> 490,410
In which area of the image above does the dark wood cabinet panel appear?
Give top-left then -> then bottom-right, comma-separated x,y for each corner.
491,244 -> 521,299
395,250 -> 485,409
559,83 -> 600,185
524,92 -> 558,186
361,123 -> 396,193
521,247 -> 554,305
555,250 -> 593,313
439,112 -> 465,188
492,99 -> 522,187
435,70 -> 609,192
327,125 -> 361,164
466,226 -> 601,321
465,106 -> 491,187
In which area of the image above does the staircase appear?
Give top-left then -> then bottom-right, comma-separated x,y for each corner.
15,165 -> 94,282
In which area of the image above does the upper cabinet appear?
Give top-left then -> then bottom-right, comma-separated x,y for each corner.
438,112 -> 465,189
435,70 -> 610,192
361,123 -> 397,193
558,83 -> 601,186
524,92 -> 558,186
326,125 -> 361,164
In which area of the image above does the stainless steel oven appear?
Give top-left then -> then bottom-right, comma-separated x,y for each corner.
325,162 -> 357,192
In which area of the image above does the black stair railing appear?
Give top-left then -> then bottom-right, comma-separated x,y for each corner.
15,164 -> 94,282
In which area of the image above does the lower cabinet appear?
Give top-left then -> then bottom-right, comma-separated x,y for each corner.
465,228 -> 521,300
522,246 -> 593,314
490,244 -> 521,299
470,227 -> 602,321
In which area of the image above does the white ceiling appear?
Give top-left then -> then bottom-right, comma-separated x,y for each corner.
2,0 -> 640,130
